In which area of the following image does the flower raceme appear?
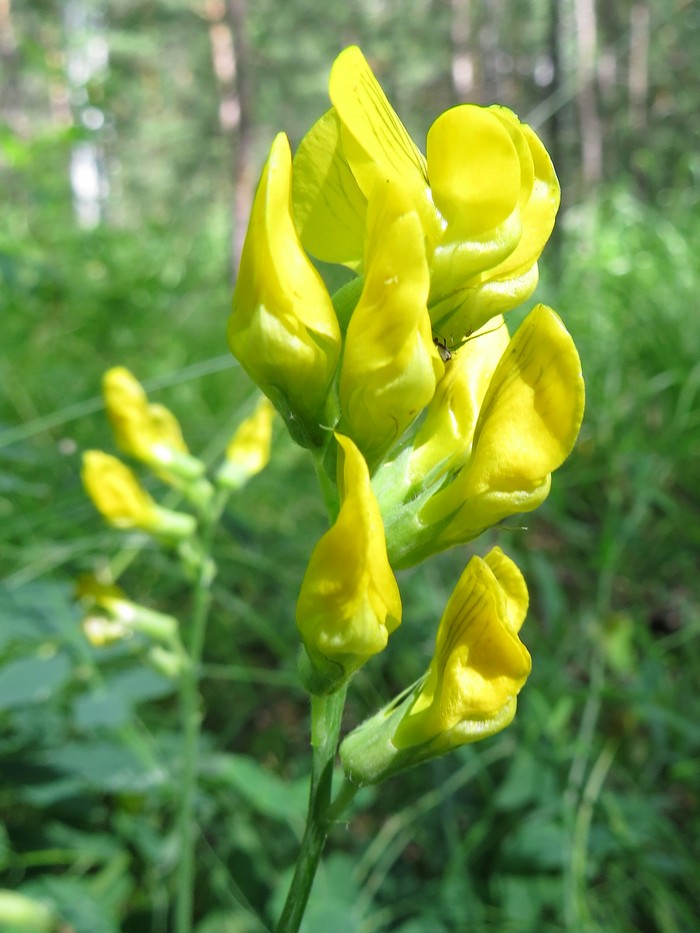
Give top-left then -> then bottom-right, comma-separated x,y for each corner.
229,44 -> 583,569
340,548 -> 531,784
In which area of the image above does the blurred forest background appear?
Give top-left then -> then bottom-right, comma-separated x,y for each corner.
2,0 -> 700,931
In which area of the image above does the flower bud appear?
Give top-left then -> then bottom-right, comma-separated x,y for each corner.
82,451 -> 196,540
296,434 -> 401,694
338,182 -> 443,465
102,367 -> 204,481
217,396 -> 275,490
228,133 -> 341,448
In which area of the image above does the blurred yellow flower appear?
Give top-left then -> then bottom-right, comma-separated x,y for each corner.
82,451 -> 195,539
102,367 -> 204,480
217,396 -> 275,490
228,133 -> 341,448
296,434 -> 401,693
293,46 -> 559,342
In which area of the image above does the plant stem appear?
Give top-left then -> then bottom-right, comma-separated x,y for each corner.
174,534 -> 218,933
275,687 -> 347,933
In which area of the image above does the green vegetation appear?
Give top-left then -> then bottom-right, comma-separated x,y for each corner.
2,1 -> 699,930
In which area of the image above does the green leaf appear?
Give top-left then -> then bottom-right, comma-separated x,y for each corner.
0,653 -> 71,710
73,667 -> 175,730
203,753 -> 307,828
41,740 -> 167,793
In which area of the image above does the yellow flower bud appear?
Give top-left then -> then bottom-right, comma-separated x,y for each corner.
228,133 -> 341,448
338,182 -> 443,464
340,548 -> 530,785
296,434 -> 401,694
82,451 -> 196,539
217,396 -> 275,490
102,367 -> 204,481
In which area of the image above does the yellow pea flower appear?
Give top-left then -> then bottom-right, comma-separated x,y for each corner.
340,548 -> 531,785
375,304 -> 584,568
228,133 -> 341,448
82,451 -> 195,540
292,46 -> 558,341
338,182 -> 443,465
421,304 -> 585,551
393,549 -> 530,751
102,367 -> 204,481
217,396 -> 275,490
296,434 -> 401,694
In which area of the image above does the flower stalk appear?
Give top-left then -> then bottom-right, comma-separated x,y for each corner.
275,686 -> 348,933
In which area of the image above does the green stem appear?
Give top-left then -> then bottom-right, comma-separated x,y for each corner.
275,687 -> 347,933
174,504 -> 222,933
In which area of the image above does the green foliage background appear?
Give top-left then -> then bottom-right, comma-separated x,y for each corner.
1,1 -> 699,930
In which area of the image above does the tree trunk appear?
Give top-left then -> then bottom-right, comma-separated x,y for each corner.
450,0 -> 477,102
628,2 -> 650,132
574,0 -> 603,189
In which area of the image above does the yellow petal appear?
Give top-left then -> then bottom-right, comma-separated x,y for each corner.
394,553 -> 531,748
228,133 -> 341,446
329,46 -> 442,250
483,546 -> 529,634
296,434 -> 401,678
292,108 -> 367,267
427,105 -> 522,240
339,182 -> 442,463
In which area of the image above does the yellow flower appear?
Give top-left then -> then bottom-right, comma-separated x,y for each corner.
81,451 -> 195,539
377,304 -> 585,567
421,304 -> 585,550
338,182 -> 443,464
217,396 -> 275,490
340,548 -> 530,784
296,434 -> 401,693
102,367 -> 204,480
293,46 -> 558,342
394,548 -> 531,751
228,133 -> 341,448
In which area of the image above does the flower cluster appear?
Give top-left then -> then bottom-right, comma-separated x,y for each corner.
80,369 -> 275,662
229,47 -> 584,778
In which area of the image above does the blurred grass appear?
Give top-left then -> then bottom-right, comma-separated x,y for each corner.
1,187 -> 700,931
